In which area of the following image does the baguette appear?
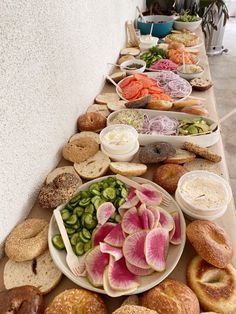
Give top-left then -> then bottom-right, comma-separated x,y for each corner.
95,93 -> 120,105
183,142 -> 222,163
173,99 -> 202,109
86,104 -> 110,117
4,250 -> 62,294
74,151 -> 110,179
146,100 -> 173,111
110,162 -> 147,176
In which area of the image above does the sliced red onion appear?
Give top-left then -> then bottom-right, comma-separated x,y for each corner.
142,115 -> 179,136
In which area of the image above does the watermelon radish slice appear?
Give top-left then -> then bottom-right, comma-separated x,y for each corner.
126,260 -> 154,276
121,187 -> 139,209
147,205 -> 160,224
135,184 -> 162,206
103,267 -> 137,297
100,242 -> 123,261
123,230 -> 149,269
108,257 -> 139,291
97,202 -> 116,225
85,246 -> 109,287
138,204 -> 155,230
92,223 -> 116,246
118,207 -> 127,217
104,223 -> 125,248
121,207 -> 143,234
170,212 -> 182,245
159,208 -> 174,231
145,228 -> 169,272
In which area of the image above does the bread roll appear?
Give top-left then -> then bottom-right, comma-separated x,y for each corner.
110,162 -> 147,176
77,112 -> 106,133
113,305 -> 157,314
140,278 -> 200,314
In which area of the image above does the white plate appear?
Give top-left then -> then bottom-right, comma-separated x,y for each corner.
107,109 -> 220,148
116,71 -> 192,103
48,176 -> 186,296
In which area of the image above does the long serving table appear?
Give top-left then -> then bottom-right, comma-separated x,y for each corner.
0,29 -> 235,313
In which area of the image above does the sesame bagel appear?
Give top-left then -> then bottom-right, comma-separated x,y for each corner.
186,220 -> 233,268
5,218 -> 48,262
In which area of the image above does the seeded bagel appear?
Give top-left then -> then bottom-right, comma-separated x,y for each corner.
5,218 -> 49,262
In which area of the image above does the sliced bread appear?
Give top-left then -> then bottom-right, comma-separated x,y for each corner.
46,166 -> 82,185
107,100 -> 127,112
4,250 -> 62,294
86,104 -> 110,117
69,131 -> 100,144
164,149 -> 196,164
121,295 -> 139,306
110,162 -> 147,176
74,151 -> 110,180
95,93 -> 120,105
109,71 -> 126,83
184,158 -> 223,176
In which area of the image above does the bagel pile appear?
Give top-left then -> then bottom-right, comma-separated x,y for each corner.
186,220 -> 236,314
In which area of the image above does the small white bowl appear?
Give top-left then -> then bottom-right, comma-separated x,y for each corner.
101,140 -> 139,162
139,35 -> 159,51
120,59 -> 146,75
174,18 -> 202,32
177,64 -> 204,81
99,124 -> 138,155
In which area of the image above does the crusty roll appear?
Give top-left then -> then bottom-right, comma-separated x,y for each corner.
140,278 -> 200,314
113,305 -> 157,314
187,255 -> 236,314
77,112 -> 106,133
0,285 -> 45,314
45,288 -> 107,314
146,100 -> 173,111
186,220 -> 233,268
5,218 -> 48,262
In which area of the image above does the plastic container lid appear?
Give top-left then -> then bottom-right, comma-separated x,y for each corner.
101,140 -> 139,162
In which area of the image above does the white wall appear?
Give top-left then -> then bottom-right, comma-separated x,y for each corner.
0,0 -> 145,255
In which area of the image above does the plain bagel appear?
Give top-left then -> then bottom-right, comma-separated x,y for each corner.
5,218 -> 49,262
186,220 -> 233,268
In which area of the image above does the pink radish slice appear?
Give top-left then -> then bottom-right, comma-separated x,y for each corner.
118,207 -> 127,217
159,208 -> 174,231
104,223 -> 125,248
126,260 -> 154,276
138,204 -> 155,230
121,187 -> 139,209
108,257 -> 139,291
145,227 -> 169,272
103,267 -> 137,297
147,205 -> 160,224
135,183 -> 162,206
85,246 -> 109,287
121,207 -> 143,234
92,223 -> 116,246
97,202 -> 116,225
100,242 -> 123,261
170,212 -> 182,245
123,230 -> 149,269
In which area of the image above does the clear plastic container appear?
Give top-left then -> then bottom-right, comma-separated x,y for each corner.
101,140 -> 139,162
99,125 -> 138,155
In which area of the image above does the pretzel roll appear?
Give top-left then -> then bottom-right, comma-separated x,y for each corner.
187,220 -> 233,268
187,255 -> 236,314
0,285 -> 45,314
45,288 -> 107,314
5,218 -> 48,262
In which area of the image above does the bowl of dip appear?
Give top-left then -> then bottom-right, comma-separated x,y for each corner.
175,171 -> 232,220
139,35 -> 159,51
176,64 -> 204,81
120,59 -> 146,75
99,124 -> 138,155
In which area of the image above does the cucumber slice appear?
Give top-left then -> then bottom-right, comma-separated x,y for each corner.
65,204 -> 74,211
94,198 -> 105,210
121,187 -> 128,198
72,221 -> 80,230
52,234 -> 65,250
75,242 -> 84,256
70,194 -> 81,204
82,228 -> 91,240
73,206 -> 84,217
115,214 -> 122,223
102,187 -> 116,200
66,227 -> 76,235
83,213 -> 97,229
61,210 -> 71,221
85,204 -> 95,215
70,233 -> 80,246
79,231 -> 90,243
91,195 -> 100,204
79,198 -> 91,207
65,214 -> 78,225
84,241 -> 92,252
119,198 -> 125,206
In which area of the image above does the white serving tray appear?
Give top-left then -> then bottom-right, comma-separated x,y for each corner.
107,109 -> 220,148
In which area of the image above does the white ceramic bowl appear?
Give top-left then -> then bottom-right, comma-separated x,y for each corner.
48,176 -> 186,296
99,124 -> 138,155
101,140 -> 139,162
174,18 -> 202,32
176,64 -> 204,81
139,35 -> 159,51
120,59 -> 146,75
107,109 -> 220,148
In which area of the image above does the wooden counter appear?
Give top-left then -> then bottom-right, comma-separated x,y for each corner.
0,29 -> 235,313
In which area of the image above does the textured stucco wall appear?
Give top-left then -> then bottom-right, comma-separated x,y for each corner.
0,0 -> 145,254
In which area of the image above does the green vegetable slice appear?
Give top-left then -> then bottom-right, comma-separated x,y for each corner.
75,242 -> 84,256
84,241 -> 92,252
85,204 -> 95,215
73,206 -> 84,217
52,234 -> 65,250
79,198 -> 91,207
102,187 -> 116,200
65,214 -> 78,225
66,227 -> 76,235
82,228 -> 91,240
115,214 -> 122,223
61,210 -> 71,221
79,231 -> 90,243
70,233 -> 80,245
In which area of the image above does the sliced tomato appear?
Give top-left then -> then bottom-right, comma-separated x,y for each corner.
140,88 -> 149,97
122,81 -> 143,100
120,76 -> 135,89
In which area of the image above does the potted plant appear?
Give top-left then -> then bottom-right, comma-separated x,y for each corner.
200,0 -> 229,55
145,0 -> 175,15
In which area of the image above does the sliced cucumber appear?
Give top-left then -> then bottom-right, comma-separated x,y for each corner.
79,231 -> 90,243
115,214 -> 122,223
79,198 -> 91,207
66,227 -> 76,235
65,214 -> 78,225
75,242 -> 84,256
84,241 -> 92,252
102,187 -> 116,200
85,204 -> 95,215
52,234 -> 65,250
70,194 -> 81,204
70,233 -> 80,246
61,210 -> 71,221
73,206 -> 84,217
82,228 -> 91,240
121,188 -> 128,198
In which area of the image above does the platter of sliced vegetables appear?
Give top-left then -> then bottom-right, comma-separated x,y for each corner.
48,175 -> 186,296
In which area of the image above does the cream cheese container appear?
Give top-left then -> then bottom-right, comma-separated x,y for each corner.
175,171 -> 232,220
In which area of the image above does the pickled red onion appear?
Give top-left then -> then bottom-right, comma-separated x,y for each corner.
142,115 -> 179,135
